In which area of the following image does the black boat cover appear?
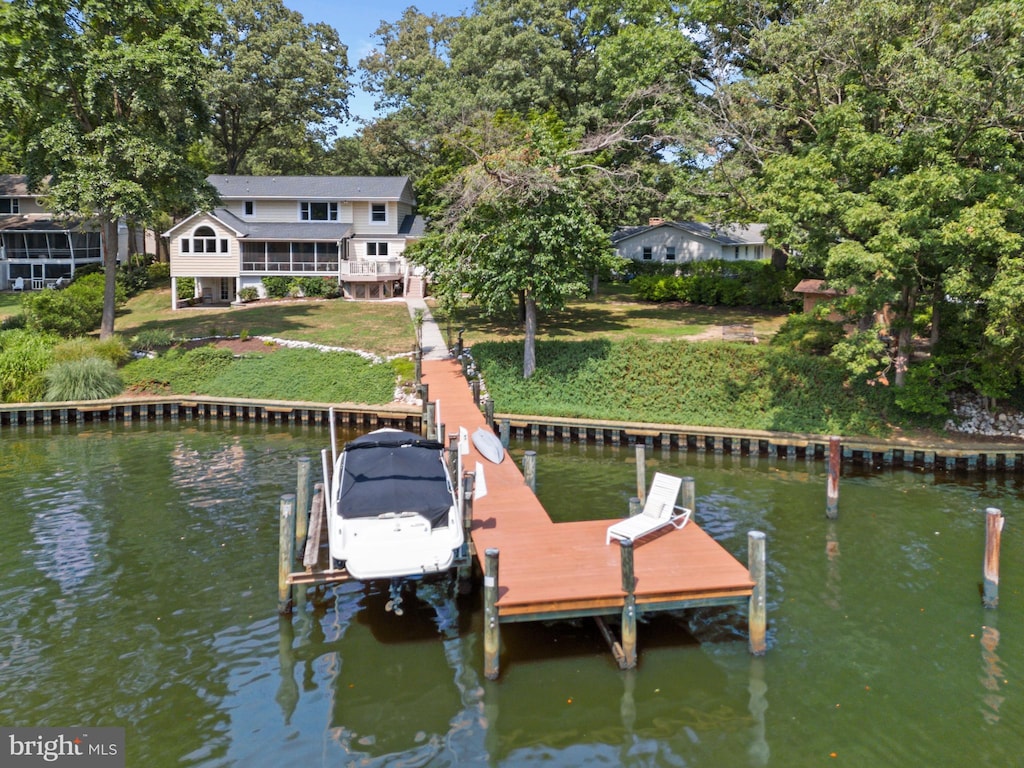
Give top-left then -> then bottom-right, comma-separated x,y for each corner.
339,430 -> 453,528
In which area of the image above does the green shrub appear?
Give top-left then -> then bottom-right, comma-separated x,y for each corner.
770,314 -> 846,355
262,276 -> 293,299
53,336 -> 130,366
176,277 -> 195,300
43,357 -> 123,401
1,312 -> 26,330
117,255 -> 153,297
0,328 -> 58,402
147,261 -> 170,286
21,272 -> 122,337
292,276 -> 339,298
631,259 -> 788,308
130,328 -> 176,352
471,337 -> 899,436
238,286 -> 259,302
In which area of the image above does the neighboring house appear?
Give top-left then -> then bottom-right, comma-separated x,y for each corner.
0,174 -> 118,290
611,219 -> 769,265
164,175 -> 426,308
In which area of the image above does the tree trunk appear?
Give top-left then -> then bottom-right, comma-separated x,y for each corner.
930,286 -> 941,348
523,291 -> 537,379
99,215 -> 119,339
893,286 -> 917,388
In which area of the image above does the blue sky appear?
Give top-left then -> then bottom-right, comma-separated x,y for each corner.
284,1 -> 471,132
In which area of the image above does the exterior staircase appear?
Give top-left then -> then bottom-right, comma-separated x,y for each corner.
405,275 -> 426,299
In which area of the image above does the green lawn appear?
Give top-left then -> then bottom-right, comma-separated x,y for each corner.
436,282 -> 790,348
0,291 -> 23,321
116,289 -> 417,357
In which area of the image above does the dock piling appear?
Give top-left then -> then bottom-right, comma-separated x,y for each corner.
295,457 -> 311,555
499,418 -> 510,448
278,494 -> 297,615
484,548 -> 501,680
635,444 -> 646,504
620,539 -> 637,669
826,436 -> 841,519
484,398 -> 494,427
748,531 -> 767,655
523,450 -> 537,493
425,402 -> 436,440
984,507 -> 1004,608
681,477 -> 695,515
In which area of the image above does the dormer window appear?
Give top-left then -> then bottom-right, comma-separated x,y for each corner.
370,203 -> 387,223
300,201 -> 338,221
0,198 -> 19,215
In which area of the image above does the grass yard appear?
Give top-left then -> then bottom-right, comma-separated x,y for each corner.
116,289 -> 416,357
0,291 -> 22,321
436,282 -> 790,347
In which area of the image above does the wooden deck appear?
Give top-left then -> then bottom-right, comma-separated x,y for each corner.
422,359 -> 756,622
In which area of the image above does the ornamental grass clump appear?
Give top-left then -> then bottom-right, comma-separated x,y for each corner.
43,357 -> 123,401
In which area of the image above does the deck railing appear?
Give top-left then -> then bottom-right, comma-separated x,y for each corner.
339,258 -> 406,277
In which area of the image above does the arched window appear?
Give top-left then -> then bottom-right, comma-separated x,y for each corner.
181,225 -> 228,254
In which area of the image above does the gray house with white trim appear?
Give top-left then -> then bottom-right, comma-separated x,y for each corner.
164,175 -> 426,307
612,219 -> 768,264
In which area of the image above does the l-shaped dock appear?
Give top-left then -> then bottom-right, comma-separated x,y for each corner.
420,359 -> 763,677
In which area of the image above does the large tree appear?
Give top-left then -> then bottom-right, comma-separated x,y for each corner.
411,113 -> 616,378
0,0 -> 221,339
706,0 -> 1024,396
357,0 -> 704,224
207,0 -> 351,174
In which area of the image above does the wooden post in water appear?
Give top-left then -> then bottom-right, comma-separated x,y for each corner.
826,436 -> 841,519
748,531 -> 767,655
484,548 -> 501,680
635,444 -> 646,504
448,433 -> 459,479
984,507 -> 1004,608
295,457 -> 311,555
278,494 -> 296,615
620,539 -> 637,669
628,497 -> 641,516
471,379 -> 481,406
681,477 -> 695,515
500,418 -> 510,448
484,398 -> 495,428
523,450 -> 537,493
425,402 -> 436,440
462,472 -> 476,532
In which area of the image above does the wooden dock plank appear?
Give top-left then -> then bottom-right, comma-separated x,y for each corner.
421,359 -> 756,618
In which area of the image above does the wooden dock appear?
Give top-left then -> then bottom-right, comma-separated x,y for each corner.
421,359 -> 760,676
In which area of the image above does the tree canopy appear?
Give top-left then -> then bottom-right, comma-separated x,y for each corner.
0,0 -> 222,338
206,0 -> 351,175
411,113 -> 616,378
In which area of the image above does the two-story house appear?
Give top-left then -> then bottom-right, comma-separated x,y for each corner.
165,175 -> 426,308
0,175 -> 109,290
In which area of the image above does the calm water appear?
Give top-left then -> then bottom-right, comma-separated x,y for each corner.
1,423 -> 1023,767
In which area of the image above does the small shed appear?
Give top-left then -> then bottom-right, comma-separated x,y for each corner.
792,279 -> 851,319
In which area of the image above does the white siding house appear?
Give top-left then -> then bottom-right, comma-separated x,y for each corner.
0,174 -> 119,290
612,220 -> 768,265
164,175 -> 426,308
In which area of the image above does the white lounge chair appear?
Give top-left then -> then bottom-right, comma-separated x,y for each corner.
12,277 -> 24,291
606,472 -> 692,545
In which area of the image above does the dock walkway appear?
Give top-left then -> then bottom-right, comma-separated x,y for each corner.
421,358 -> 758,672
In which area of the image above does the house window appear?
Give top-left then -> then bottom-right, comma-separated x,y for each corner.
642,246 -> 653,260
0,198 -> 18,215
244,201 -> 254,216
665,246 -> 676,261
367,242 -> 389,257
300,201 -> 338,221
370,203 -> 387,223
185,225 -> 227,254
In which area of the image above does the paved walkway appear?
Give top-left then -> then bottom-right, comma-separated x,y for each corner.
405,297 -> 450,360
